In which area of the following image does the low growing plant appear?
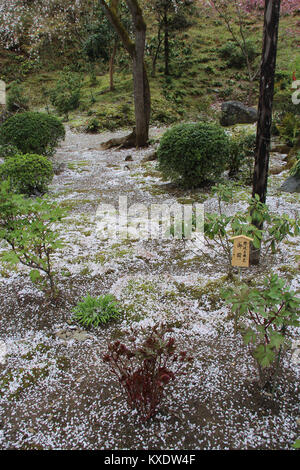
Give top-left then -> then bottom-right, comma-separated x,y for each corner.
50,67 -> 83,119
157,122 -> 230,187
103,323 -> 193,421
202,183 -> 300,271
6,81 -> 29,113
290,151 -> 300,178
0,181 -> 65,295
222,275 -> 300,391
0,112 -> 65,156
0,144 -> 19,159
0,153 -> 54,195
228,131 -> 256,180
72,294 -> 121,327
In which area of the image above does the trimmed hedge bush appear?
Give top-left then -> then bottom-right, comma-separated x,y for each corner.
6,81 -> 29,113
0,153 -> 54,195
0,144 -> 19,159
157,122 -> 230,186
228,131 -> 256,177
0,112 -> 65,156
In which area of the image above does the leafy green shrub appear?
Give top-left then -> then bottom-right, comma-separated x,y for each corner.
85,117 -> 100,133
0,181 -> 65,295
72,294 -> 121,327
290,151 -> 300,177
50,68 -> 83,118
277,113 -> 300,147
6,81 -> 29,113
222,275 -> 300,390
0,144 -> 19,159
0,153 -> 54,195
219,40 -> 257,68
202,184 -> 300,271
228,131 -> 256,179
0,112 -> 65,156
157,122 -> 230,187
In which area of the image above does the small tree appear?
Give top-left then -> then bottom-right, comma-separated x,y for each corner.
147,0 -> 192,76
222,275 -> 300,391
209,0 -> 261,102
0,181 -> 65,296
50,67 -> 83,120
83,5 -> 125,91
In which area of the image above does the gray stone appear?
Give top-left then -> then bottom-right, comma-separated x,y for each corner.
220,101 -> 258,126
280,175 -> 300,193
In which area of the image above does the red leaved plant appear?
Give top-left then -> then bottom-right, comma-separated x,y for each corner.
103,323 -> 193,421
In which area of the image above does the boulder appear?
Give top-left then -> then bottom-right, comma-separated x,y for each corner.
280,175 -> 300,193
220,101 -> 258,126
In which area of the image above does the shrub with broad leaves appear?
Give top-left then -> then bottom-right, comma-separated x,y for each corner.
103,323 -> 193,421
0,181 -> 65,296
222,275 -> 300,391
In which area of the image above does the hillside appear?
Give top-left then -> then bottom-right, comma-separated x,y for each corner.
0,1 -> 299,131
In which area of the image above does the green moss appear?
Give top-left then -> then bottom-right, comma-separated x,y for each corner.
174,276 -> 229,310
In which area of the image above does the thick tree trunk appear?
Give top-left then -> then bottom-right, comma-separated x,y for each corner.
99,0 -> 150,147
126,0 -> 150,146
251,0 -> 281,265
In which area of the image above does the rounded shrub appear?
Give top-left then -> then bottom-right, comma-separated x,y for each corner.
219,40 -> 257,69
157,122 -> 230,186
0,153 -> 54,195
0,112 -> 65,156
6,81 -> 29,113
0,144 -> 19,159
228,131 -> 256,177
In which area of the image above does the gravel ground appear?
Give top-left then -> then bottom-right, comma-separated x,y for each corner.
0,126 -> 299,450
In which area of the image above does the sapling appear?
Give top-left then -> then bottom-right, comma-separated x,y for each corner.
202,183 -> 299,271
0,181 -> 65,296
222,274 -> 300,391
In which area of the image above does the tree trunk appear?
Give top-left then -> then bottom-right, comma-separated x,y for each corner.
99,0 -> 150,147
152,25 -> 162,77
109,42 -> 118,91
251,0 -> 281,265
163,6 -> 169,76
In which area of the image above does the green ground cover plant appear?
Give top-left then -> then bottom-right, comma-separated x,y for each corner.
72,294 -> 121,327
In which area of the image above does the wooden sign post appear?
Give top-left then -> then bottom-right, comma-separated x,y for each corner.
230,235 -> 253,268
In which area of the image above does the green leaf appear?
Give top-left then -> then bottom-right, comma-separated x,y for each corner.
30,269 -> 42,283
292,439 -> 300,449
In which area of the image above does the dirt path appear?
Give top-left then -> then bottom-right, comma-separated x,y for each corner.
0,127 -> 299,450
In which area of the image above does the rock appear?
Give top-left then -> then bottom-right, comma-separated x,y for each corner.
280,175 -> 300,193
142,151 -> 157,162
125,155 -> 133,161
55,327 -> 92,343
220,101 -> 258,126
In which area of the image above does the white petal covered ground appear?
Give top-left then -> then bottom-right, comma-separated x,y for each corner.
0,126 -> 299,450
